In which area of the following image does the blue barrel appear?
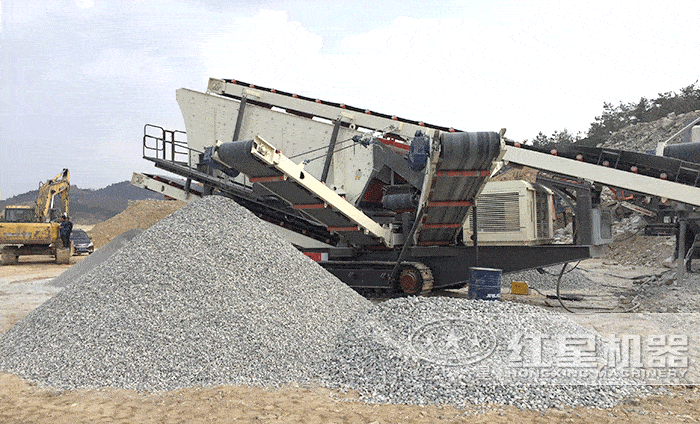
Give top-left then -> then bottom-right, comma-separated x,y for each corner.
468,267 -> 502,300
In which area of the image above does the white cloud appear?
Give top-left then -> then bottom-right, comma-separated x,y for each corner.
201,10 -> 324,87
4,0 -> 700,199
81,48 -> 167,81
75,0 -> 95,8
197,5 -> 700,141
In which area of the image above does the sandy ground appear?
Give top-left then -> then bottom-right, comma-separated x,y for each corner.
1,256 -> 699,423
0,255 -> 86,333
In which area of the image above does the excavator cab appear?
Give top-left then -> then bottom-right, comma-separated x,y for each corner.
2,206 -> 37,223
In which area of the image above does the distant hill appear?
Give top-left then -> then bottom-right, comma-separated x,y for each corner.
0,181 -> 165,224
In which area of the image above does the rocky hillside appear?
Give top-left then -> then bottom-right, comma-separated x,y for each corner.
595,110 -> 700,152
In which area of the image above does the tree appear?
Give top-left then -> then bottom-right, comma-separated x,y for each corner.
530,129 -> 580,151
585,81 -> 700,145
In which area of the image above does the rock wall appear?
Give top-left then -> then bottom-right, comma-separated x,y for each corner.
598,110 -> 700,152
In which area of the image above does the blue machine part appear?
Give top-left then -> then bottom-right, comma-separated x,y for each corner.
467,267 -> 502,301
408,131 -> 430,172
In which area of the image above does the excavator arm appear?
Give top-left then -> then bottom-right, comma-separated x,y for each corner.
58,179 -> 70,219
35,169 -> 70,222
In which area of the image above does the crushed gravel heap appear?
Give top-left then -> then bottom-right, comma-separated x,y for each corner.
628,272 -> 700,313
0,195 -> 370,391
88,199 -> 186,248
51,229 -> 143,288
324,297 -> 654,410
606,235 -> 675,268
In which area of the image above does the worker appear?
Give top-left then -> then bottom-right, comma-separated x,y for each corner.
59,213 -> 73,249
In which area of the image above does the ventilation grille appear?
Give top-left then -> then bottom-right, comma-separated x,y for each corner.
469,192 -> 521,233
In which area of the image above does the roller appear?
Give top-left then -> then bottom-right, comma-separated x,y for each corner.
663,142 -> 700,164
439,131 -> 502,170
212,140 -> 274,176
382,193 -> 419,211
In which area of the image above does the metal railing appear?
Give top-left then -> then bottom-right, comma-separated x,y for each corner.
143,124 -> 199,167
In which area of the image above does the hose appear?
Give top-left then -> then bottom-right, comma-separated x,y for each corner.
554,261 -> 649,314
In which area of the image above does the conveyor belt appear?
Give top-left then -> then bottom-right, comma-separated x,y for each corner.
212,136 -> 392,247
135,159 -> 337,244
211,132 -> 502,248
142,173 -> 205,196
502,141 -> 700,207
414,131 -> 502,245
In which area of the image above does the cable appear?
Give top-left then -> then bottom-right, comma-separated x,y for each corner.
288,136 -> 355,159
538,261 -> 581,276
288,123 -> 405,160
555,263 -> 578,313
553,261 -> 660,314
301,141 -> 367,164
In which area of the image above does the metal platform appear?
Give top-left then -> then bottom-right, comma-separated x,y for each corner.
311,244 -> 592,290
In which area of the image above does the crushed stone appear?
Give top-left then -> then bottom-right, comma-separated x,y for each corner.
0,195 -> 369,391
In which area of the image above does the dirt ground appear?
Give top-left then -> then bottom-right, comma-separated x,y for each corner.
1,256 -> 699,423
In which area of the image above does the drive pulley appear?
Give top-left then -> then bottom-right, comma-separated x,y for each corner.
397,262 -> 434,295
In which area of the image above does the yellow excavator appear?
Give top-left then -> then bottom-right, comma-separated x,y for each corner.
0,169 -> 72,265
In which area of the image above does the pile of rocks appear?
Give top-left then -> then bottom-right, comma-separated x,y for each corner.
606,234 -> 675,268
627,271 -> 700,313
612,215 -> 647,238
0,195 -> 661,411
553,222 -> 574,244
51,229 -> 143,288
0,196 -> 369,391
323,297 -> 654,410
599,110 -> 700,152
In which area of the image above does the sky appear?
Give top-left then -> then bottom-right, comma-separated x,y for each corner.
1,0 -> 699,199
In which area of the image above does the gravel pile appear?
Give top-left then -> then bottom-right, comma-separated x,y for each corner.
607,235 -> 675,267
0,195 -> 370,391
629,271 -> 700,313
323,297 -> 653,410
51,229 -> 144,288
553,222 -> 574,244
612,215 -> 646,238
